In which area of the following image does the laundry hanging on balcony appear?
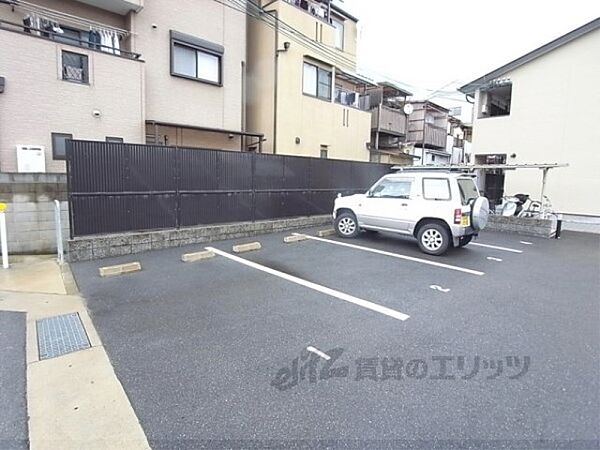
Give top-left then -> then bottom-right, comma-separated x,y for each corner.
98,29 -> 120,55
16,1 -> 125,55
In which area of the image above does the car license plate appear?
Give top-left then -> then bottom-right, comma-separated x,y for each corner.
461,216 -> 470,226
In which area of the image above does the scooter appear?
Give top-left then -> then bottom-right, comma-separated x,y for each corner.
498,193 -> 532,216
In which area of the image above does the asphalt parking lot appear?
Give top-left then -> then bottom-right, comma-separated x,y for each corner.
72,228 -> 600,449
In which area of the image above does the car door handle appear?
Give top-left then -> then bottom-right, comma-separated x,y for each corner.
401,203 -> 408,207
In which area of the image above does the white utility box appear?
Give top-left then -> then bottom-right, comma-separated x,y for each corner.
16,145 -> 46,173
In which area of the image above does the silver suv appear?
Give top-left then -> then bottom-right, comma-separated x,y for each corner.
333,170 -> 489,255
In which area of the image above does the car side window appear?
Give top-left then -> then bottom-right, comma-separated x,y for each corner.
371,179 -> 412,199
422,178 -> 451,200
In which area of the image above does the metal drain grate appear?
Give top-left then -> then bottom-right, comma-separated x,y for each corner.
36,313 -> 91,360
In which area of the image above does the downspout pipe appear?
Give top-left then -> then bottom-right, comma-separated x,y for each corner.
265,7 -> 279,154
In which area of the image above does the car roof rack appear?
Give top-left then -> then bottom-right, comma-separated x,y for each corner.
391,163 -> 568,172
391,165 -> 471,173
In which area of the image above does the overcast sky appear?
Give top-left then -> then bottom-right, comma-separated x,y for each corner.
336,0 -> 599,97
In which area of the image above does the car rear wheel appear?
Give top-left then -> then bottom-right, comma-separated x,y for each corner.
335,212 -> 360,238
457,235 -> 473,247
417,222 -> 450,256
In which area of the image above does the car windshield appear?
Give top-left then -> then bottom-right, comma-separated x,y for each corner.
457,178 -> 479,205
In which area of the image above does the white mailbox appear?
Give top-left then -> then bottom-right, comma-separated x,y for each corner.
16,145 -> 46,173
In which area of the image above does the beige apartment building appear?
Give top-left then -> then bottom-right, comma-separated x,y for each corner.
0,0 -> 255,174
459,17 -> 600,217
246,0 -> 373,161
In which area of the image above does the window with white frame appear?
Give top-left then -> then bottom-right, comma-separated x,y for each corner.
332,17 -> 344,49
303,61 -> 332,100
171,31 -> 223,85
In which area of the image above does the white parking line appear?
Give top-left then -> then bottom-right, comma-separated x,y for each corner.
293,234 -> 485,276
486,256 -> 503,262
205,247 -> 410,321
471,242 -> 523,253
306,346 -> 331,360
430,285 -> 451,293
520,241 -> 533,245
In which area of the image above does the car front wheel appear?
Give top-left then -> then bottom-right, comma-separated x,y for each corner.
417,223 -> 450,255
335,211 -> 360,238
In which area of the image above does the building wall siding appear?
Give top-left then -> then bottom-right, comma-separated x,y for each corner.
246,1 -> 370,161
0,31 -> 145,173
471,28 -> 600,216
134,0 -> 246,132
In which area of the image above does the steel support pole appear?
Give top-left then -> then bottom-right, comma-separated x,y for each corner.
54,200 -> 64,264
0,211 -> 8,269
540,168 -> 549,218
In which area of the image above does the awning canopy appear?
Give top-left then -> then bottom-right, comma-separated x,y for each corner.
335,68 -> 377,87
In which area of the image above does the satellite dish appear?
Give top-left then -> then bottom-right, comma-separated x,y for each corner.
403,103 -> 414,115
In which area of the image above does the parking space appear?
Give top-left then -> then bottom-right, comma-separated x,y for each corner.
71,228 -> 600,447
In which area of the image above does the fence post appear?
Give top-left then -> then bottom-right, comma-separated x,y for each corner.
54,200 -> 64,265
175,145 -> 181,229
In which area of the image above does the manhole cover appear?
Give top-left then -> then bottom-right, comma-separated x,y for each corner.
36,313 -> 91,360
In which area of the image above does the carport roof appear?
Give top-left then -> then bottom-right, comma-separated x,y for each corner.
392,163 -> 569,172
459,17 -> 600,94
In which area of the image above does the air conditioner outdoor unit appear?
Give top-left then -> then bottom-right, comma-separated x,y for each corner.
16,145 -> 46,173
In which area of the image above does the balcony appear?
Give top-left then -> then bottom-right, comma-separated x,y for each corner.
0,18 -> 140,60
422,124 -> 447,149
73,0 -> 142,16
371,105 -> 407,135
283,0 -> 331,23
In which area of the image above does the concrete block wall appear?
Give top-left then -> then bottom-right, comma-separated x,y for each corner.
0,174 -> 68,254
486,215 -> 556,238
68,215 -> 332,261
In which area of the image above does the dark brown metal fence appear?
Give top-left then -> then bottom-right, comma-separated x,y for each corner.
67,140 -> 391,237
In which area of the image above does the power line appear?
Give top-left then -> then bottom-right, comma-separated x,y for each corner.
215,0 -> 360,71
215,0 -> 478,98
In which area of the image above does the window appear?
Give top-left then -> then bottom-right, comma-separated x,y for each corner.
449,106 -> 462,117
303,62 -> 332,100
105,137 -> 124,143
479,82 -> 512,118
423,178 -> 451,200
457,178 -> 479,206
53,26 -> 88,47
62,51 -> 88,83
332,17 -> 344,49
320,145 -> 328,159
51,133 -> 72,160
170,31 -> 223,85
371,179 -> 412,199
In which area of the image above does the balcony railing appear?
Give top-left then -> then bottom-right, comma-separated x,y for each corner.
371,105 -> 407,135
283,0 -> 331,23
0,19 -> 141,60
423,124 -> 447,149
